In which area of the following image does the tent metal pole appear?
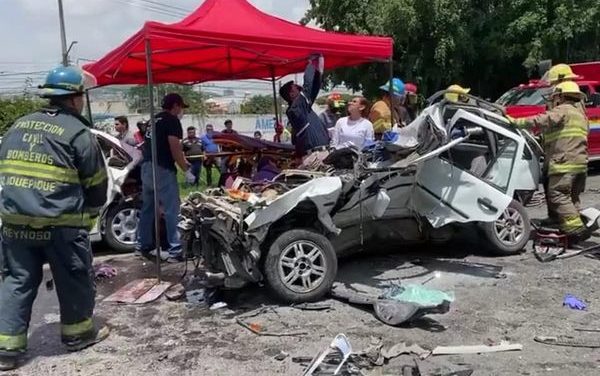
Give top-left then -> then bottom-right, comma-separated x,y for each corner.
270,67 -> 279,123
388,58 -> 395,128
85,90 -> 94,125
145,38 -> 162,283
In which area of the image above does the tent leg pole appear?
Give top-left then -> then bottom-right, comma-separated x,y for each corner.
388,58 -> 395,128
271,69 -> 279,124
85,89 -> 94,125
145,38 -> 162,283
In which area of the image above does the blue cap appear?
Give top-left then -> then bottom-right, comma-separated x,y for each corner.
379,78 -> 405,97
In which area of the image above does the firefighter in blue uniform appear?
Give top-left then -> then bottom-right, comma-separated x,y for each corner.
0,66 -> 109,371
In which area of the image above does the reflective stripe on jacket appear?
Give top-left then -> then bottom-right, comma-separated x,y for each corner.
514,103 -> 588,175
0,106 -> 108,228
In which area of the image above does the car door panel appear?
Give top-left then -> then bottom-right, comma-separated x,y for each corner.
412,157 -> 513,228
412,109 -> 523,227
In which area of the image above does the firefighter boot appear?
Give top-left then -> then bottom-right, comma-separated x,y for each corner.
567,227 -> 592,248
63,325 -> 110,352
0,354 -> 19,371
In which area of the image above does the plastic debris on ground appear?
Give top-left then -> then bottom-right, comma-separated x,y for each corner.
383,283 -> 454,306
296,335 -> 436,375
330,282 -> 451,327
563,294 -> 587,310
94,264 -> 117,280
209,302 -> 228,310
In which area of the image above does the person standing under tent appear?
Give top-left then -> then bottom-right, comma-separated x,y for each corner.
136,93 -> 190,264
279,54 -> 330,169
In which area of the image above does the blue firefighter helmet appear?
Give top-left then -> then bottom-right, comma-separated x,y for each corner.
39,66 -> 97,97
379,78 -> 405,97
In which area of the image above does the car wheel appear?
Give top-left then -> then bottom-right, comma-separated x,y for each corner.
104,201 -> 140,253
263,229 -> 337,303
482,199 -> 531,256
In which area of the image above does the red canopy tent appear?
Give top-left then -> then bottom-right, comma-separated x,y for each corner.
84,0 -> 393,85
84,0 -> 393,281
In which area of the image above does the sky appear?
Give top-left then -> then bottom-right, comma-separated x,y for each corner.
0,0 -> 310,95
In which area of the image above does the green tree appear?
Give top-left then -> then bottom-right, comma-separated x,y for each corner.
0,97 -> 45,135
303,0 -> 600,100
240,94 -> 280,114
127,84 -> 206,115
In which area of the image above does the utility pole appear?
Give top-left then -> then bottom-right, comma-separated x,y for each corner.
57,0 -> 68,66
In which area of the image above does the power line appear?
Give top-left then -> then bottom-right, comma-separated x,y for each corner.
137,0 -> 193,14
108,0 -> 187,18
0,71 -> 47,77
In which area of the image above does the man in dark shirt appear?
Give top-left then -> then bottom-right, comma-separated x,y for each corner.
182,126 -> 203,186
219,119 -> 238,178
137,93 -> 190,263
222,119 -> 237,134
280,54 -> 329,168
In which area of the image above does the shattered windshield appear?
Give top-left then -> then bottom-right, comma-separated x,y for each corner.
496,87 -> 552,106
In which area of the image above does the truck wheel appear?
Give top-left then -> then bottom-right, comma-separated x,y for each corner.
482,199 -> 531,256
104,202 -> 140,253
263,229 -> 337,303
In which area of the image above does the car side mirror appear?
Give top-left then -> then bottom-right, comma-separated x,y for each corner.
590,93 -> 600,107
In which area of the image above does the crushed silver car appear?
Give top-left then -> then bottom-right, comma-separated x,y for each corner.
179,92 -> 543,303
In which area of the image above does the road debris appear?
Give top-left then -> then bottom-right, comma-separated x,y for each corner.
302,334 -> 352,376
331,283 -> 451,326
291,302 -> 333,311
296,335 -> 431,375
94,264 -> 117,280
563,294 -> 587,310
534,335 -> 600,348
383,283 -> 454,306
185,287 -> 219,307
402,364 -> 422,376
432,370 -> 474,376
235,306 -> 308,337
274,351 -> 289,361
381,342 -> 431,360
104,278 -> 171,304
574,327 -> 600,333
165,283 -> 185,301
431,341 -> 523,355
209,302 -> 228,310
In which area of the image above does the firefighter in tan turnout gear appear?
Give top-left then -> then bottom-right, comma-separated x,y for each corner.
0,66 -> 109,371
512,81 -> 590,246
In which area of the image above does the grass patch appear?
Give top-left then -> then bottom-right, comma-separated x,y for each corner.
177,167 -> 221,198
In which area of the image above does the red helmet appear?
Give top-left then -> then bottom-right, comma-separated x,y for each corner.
405,83 -> 418,94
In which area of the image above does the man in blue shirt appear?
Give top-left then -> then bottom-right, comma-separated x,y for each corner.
201,124 -> 219,187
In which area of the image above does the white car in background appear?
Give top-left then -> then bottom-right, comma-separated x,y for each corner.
90,129 -> 142,252
0,130 -> 142,252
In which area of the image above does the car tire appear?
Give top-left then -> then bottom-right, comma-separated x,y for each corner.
482,199 -> 531,256
104,201 -> 140,253
263,229 -> 337,303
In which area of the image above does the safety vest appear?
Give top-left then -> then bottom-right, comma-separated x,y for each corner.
0,107 -> 108,229
515,103 -> 588,175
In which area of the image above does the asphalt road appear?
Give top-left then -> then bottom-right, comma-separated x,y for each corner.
7,172 -> 600,376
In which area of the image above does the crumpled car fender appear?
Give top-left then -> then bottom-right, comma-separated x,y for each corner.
244,176 -> 343,234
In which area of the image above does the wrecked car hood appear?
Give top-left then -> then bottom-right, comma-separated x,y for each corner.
244,176 -> 343,233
